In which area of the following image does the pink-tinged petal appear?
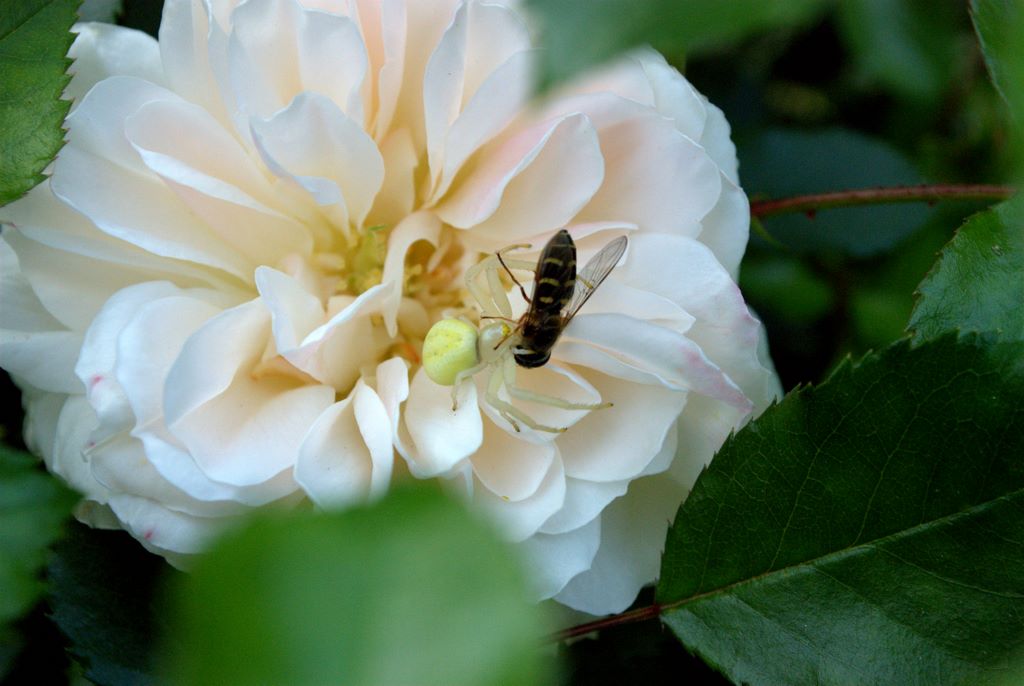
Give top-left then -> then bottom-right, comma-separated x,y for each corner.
697,173 -> 749,280
116,295 -> 223,427
519,516 -> 601,600
471,418 -> 556,502
361,0 -> 407,138
295,380 -> 393,506
636,50 -> 707,141
162,299 -> 336,485
538,476 -> 628,536
127,101 -> 314,269
353,380 -> 395,498
561,314 -> 751,410
5,225 -> 196,333
228,0 -> 368,122
52,396 -> 111,500
295,396 -> 371,507
3,184 -> 242,305
555,468 -> 689,614
386,0 -> 462,151
76,281 -> 185,437
53,146 -> 252,281
67,23 -> 163,107
21,389 -> 65,461
0,237 -> 64,332
472,453 -> 566,542
568,278 -> 693,331
106,494 -> 224,554
576,114 -> 720,236
374,356 -> 411,450
436,114 -> 604,240
254,266 -> 325,352
403,367 -> 482,477
159,0 -> 232,124
552,52 -> 656,108
90,434 -> 253,517
675,393 -> 751,490
63,76 -> 176,168
698,99 -> 739,184
555,370 -> 685,482
135,422 -> 299,505
379,211 -> 441,335
284,284 -> 392,390
251,92 -> 384,229
424,3 -> 531,197
0,324 -> 82,395
365,127 -> 417,228
433,54 -> 535,202
422,2 -> 468,184
618,233 -> 779,410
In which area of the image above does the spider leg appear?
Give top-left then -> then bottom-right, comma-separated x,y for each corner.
483,357 -> 566,433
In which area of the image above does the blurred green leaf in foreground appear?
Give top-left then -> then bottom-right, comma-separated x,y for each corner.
162,486 -> 553,686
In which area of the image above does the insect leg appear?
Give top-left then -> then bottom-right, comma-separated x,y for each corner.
497,251 -> 531,304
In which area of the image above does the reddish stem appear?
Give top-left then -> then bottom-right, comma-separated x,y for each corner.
549,602 -> 663,642
750,183 -> 1015,219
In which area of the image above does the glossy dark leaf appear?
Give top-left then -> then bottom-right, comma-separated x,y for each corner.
48,524 -> 172,686
0,0 -> 78,205
658,335 -> 1024,685
909,197 -> 1024,342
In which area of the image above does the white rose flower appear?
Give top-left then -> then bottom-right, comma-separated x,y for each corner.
0,0 -> 780,614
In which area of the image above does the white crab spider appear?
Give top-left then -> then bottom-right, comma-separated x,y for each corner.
422,232 -> 627,434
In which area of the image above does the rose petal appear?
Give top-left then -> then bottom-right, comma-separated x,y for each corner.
228,0 -> 368,122
295,380 -> 394,507
555,465 -> 691,615
436,113 -> 604,240
52,396 -> 111,500
254,266 -> 325,352
162,299 -> 335,485
403,367 -> 482,477
106,494 -> 224,555
472,453 -> 566,542
518,516 -> 601,600
126,99 -> 314,269
538,476 -> 628,536
576,113 -> 721,236
555,370 -> 686,482
251,91 -> 384,230
471,418 -> 556,502
67,23 -> 164,108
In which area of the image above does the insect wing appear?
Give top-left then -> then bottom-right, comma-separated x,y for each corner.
561,235 -> 627,324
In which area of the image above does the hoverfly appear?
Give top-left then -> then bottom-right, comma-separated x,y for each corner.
422,230 -> 628,433
504,229 -> 627,368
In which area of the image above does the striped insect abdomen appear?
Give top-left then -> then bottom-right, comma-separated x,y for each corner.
514,230 -> 576,368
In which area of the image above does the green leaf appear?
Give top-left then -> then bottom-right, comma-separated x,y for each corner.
162,487 -> 552,686
741,128 -> 930,256
49,524 -> 171,686
658,335 -> 1024,685
525,0 -> 829,90
836,0 -> 959,103
0,0 -> 79,206
0,446 -> 77,676
971,0 -> 1024,121
909,197 -> 1024,342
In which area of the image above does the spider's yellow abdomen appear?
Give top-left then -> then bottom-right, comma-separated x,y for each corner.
422,318 -> 480,386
